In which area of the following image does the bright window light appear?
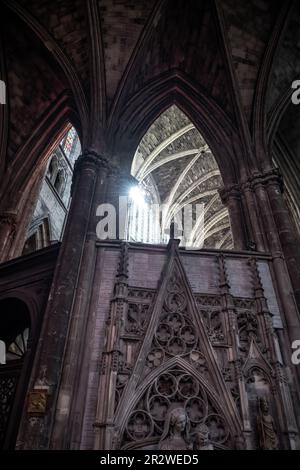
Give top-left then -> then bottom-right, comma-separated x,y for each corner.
129,185 -> 146,206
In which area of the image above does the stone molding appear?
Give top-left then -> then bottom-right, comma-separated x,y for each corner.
219,168 -> 284,203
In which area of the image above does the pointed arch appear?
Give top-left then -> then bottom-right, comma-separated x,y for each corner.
108,71 -> 242,186
1,92 -> 81,206
128,103 -> 234,248
242,338 -> 274,383
113,242 -> 242,450
116,356 -> 241,450
1,95 -> 81,260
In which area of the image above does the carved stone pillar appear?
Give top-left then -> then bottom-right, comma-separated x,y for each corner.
246,171 -> 300,433
248,257 -> 277,362
0,211 -> 17,261
17,150 -> 109,450
50,152 -> 112,449
218,255 -> 250,449
249,257 -> 299,449
240,183 -> 266,252
94,243 -> 129,450
219,185 -> 247,251
250,173 -> 281,252
265,169 -> 300,309
250,170 -> 300,345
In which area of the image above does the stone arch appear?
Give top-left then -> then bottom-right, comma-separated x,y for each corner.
242,337 -> 274,381
116,356 -> 242,450
4,115 -> 80,260
109,71 -> 247,186
244,363 -> 273,388
127,103 -> 234,248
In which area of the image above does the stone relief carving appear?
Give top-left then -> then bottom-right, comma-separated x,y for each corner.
195,295 -> 225,346
127,288 -> 155,302
125,303 -> 149,336
113,275 -> 280,451
195,295 -> 222,307
245,365 -> 273,389
142,271 -> 210,379
109,252 -> 270,451
233,298 -> 255,310
158,406 -> 191,450
194,424 -> 214,450
121,368 -> 231,450
115,359 -> 132,411
199,308 -> 225,344
118,292 -> 154,396
257,397 -> 279,450
237,311 -> 259,347
106,242 -> 295,452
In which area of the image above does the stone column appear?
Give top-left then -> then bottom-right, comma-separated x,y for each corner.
94,243 -> 129,450
240,183 -> 266,252
218,255 -> 249,449
249,257 -> 299,449
237,168 -> 300,429
246,168 -> 300,427
251,174 -> 281,252
219,185 -> 247,251
265,170 -> 300,310
50,152 -> 112,449
250,170 -> 300,344
17,150 -> 107,449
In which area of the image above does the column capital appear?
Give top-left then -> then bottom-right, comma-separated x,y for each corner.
219,184 -> 241,204
73,149 -> 111,174
247,168 -> 284,193
71,150 -> 113,196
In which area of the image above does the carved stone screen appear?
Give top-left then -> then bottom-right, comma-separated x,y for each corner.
78,241 -> 298,450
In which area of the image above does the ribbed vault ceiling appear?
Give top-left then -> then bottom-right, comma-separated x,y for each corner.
131,105 -> 233,249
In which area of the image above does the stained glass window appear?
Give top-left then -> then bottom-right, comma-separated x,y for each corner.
60,127 -> 80,164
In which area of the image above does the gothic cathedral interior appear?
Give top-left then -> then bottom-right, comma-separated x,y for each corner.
1,0 -> 300,451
